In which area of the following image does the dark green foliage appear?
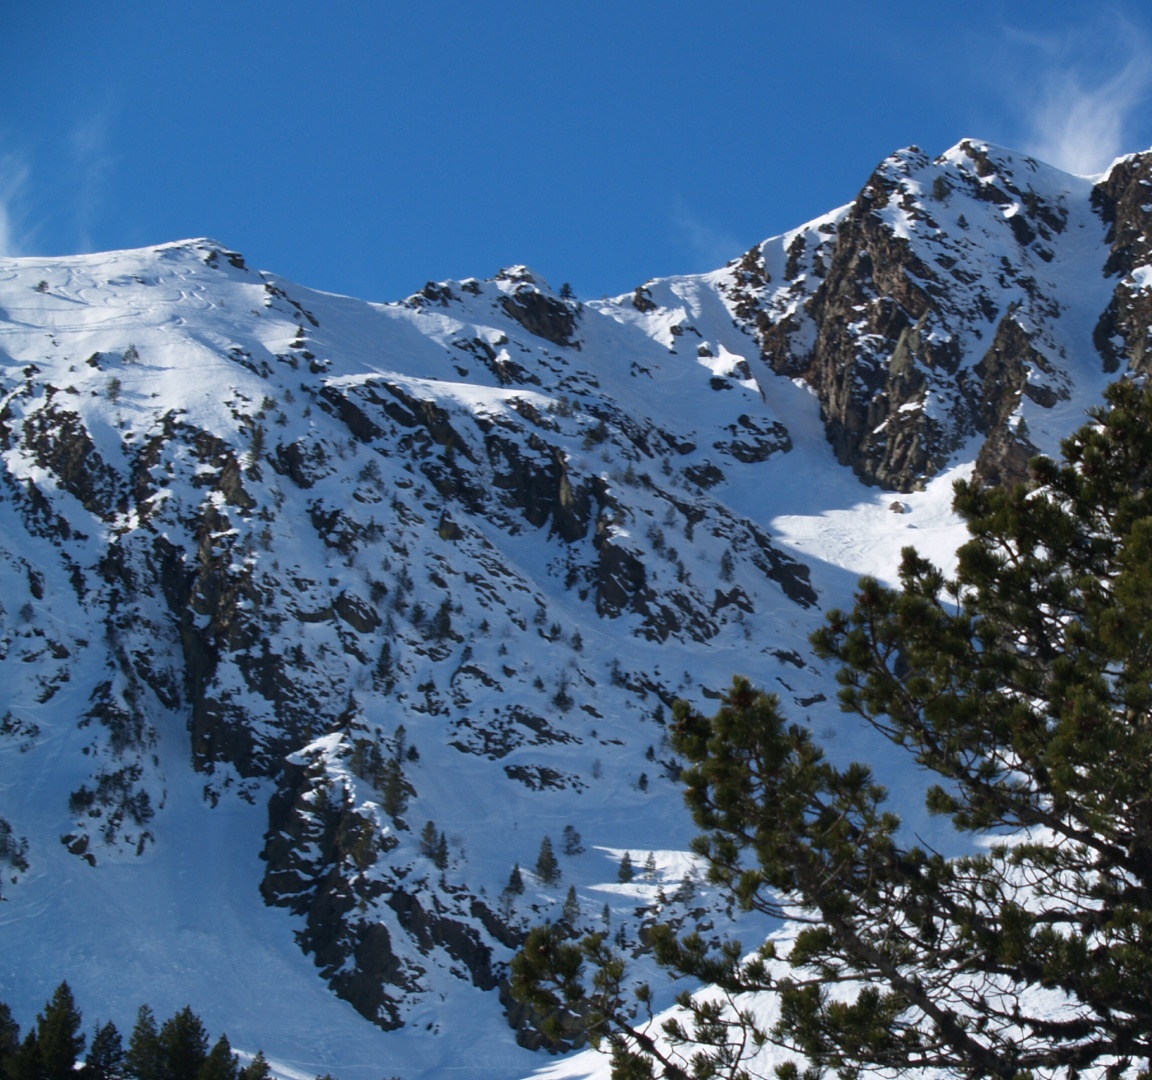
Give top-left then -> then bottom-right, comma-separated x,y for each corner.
7,1030 -> 40,1080
83,1021 -> 123,1080
616,852 -> 634,884
562,885 -> 581,925
35,983 -> 85,1080
535,836 -> 560,885
238,1051 -> 270,1080
380,758 -> 407,822
419,820 -> 438,860
505,863 -> 525,896
562,824 -> 584,856
157,1006 -> 208,1080
511,381 -> 1152,1079
0,995 -> 264,1080
124,1006 -> 162,1080
430,598 -> 453,640
197,1035 -> 239,1080
0,1003 -> 19,1074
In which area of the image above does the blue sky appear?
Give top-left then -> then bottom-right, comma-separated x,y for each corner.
5,2 -> 1152,302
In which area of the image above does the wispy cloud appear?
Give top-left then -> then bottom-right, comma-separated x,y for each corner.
69,108 -> 116,252
1009,12 -> 1152,175
0,153 -> 31,256
673,198 -> 744,271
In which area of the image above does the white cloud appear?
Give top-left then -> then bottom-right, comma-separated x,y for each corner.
0,154 -> 30,257
69,109 -> 115,253
1011,13 -> 1152,175
673,198 -> 744,272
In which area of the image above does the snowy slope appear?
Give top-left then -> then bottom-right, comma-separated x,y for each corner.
1,137 -> 1151,1080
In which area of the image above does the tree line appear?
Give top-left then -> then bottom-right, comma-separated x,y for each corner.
0,982 -> 297,1080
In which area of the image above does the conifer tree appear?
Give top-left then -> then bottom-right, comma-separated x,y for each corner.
512,380 -> 1152,1080
124,1005 -> 162,1080
238,1050 -> 271,1080
433,831 -> 449,871
419,820 -> 438,860
535,836 -> 560,885
0,1003 -> 18,1079
83,1021 -> 124,1080
197,1036 -> 239,1080
35,982 -> 85,1080
616,852 -> 634,884
505,863 -> 524,896
562,824 -> 584,856
8,1030 -> 40,1080
157,1006 -> 208,1080
562,885 -> 580,925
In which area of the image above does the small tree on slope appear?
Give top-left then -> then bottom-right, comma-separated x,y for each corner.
512,379 -> 1152,1080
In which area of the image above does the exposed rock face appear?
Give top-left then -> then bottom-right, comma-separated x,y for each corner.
724,140 -> 1139,491
6,136 -> 1152,1050
1092,151 -> 1152,373
0,238 -> 815,1034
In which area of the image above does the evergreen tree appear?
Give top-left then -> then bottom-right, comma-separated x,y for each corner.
35,983 -> 85,1080
0,1003 -> 20,1078
156,1007 -> 208,1080
430,598 -> 453,641
615,852 -> 633,884
124,1006 -> 161,1080
512,380 -> 1152,1080
562,885 -> 580,925
83,1021 -> 123,1080
535,836 -> 560,885
433,831 -> 449,871
419,820 -> 438,860
238,1051 -> 270,1080
380,759 -> 407,822
505,863 -> 524,896
197,1036 -> 238,1080
561,824 -> 584,856
8,1030 -> 41,1080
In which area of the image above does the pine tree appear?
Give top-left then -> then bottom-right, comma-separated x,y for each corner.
156,1006 -> 208,1080
380,758 -> 407,822
0,1003 -> 19,1078
83,1021 -> 124,1080
505,863 -> 524,896
616,851 -> 634,883
511,380 -> 1152,1080
35,982 -> 85,1080
238,1051 -> 271,1080
124,1006 -> 161,1080
433,831 -> 449,871
419,820 -> 438,859
8,1030 -> 40,1080
562,885 -> 580,925
562,824 -> 584,856
197,1035 -> 239,1080
535,836 -> 560,885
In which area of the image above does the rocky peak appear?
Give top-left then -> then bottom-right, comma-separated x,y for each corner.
4,137 -> 1152,1072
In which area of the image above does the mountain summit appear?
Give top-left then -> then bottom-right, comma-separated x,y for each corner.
1,139 -> 1151,1078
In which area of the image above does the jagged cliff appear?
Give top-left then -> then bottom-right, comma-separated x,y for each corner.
1,138 -> 1151,1076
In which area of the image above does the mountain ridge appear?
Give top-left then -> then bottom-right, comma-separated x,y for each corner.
1,137 -> 1151,1079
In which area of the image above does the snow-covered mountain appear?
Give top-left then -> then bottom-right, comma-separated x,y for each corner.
1,138 -> 1150,1080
